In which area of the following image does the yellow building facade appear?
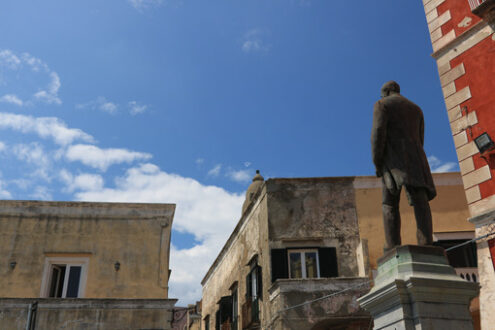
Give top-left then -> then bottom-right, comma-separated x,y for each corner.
0,200 -> 177,329
355,172 -> 474,270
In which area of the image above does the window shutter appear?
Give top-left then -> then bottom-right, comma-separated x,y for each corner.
219,296 -> 233,324
205,316 -> 210,330
318,247 -> 338,278
256,266 -> 263,300
270,249 -> 288,282
66,266 -> 82,297
215,310 -> 220,330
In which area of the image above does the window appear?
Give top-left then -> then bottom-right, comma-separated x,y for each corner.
204,315 -> 210,330
242,260 -> 262,327
288,249 -> 320,279
271,247 -> 338,282
40,257 -> 88,298
231,285 -> 238,330
217,295 -> 233,329
246,265 -> 262,301
215,309 -> 220,330
433,240 -> 477,268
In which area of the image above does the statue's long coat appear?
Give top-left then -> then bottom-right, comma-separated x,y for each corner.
371,93 -> 436,201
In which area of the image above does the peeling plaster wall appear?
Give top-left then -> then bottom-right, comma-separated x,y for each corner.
268,278 -> 370,330
266,177 -> 361,277
201,188 -> 270,329
201,177 -> 372,330
0,201 -> 175,299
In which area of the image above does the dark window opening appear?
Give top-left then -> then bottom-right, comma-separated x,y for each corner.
215,310 -> 220,330
433,239 -> 477,268
48,264 -> 82,298
48,265 -> 66,298
204,315 -> 210,330
232,286 -> 238,330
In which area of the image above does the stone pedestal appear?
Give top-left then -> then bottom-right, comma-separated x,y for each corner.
358,245 -> 479,330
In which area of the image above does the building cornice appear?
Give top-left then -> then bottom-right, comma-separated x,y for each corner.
0,298 -> 177,309
0,200 -> 176,221
469,207 -> 495,227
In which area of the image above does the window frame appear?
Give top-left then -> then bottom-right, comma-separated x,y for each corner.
287,249 -> 320,279
40,257 -> 89,298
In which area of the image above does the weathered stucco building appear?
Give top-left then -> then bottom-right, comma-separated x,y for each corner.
201,171 -> 476,330
420,0 -> 495,327
0,200 -> 177,329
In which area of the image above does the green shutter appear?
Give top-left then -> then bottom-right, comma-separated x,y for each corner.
270,249 -> 288,282
318,247 -> 338,278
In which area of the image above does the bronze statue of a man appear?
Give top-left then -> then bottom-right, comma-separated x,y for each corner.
371,81 -> 436,252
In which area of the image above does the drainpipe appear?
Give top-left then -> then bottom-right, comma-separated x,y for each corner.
25,301 -> 38,330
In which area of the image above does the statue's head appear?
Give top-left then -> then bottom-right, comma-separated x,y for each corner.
380,81 -> 400,98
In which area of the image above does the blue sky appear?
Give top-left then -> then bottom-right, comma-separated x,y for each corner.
0,0 -> 458,304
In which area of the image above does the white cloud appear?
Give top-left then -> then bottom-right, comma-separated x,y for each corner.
33,71 -> 62,105
0,50 -> 21,69
170,243 -> 220,303
65,144 -> 152,171
0,182 -> 12,199
77,96 -> 118,114
9,178 -> 30,190
0,112 -> 94,146
11,143 -> 52,181
428,155 -> 458,173
195,158 -> 204,165
242,29 -> 270,53
73,174 -> 104,191
12,143 -> 50,167
0,141 -> 6,152
99,101 -> 118,114
60,169 -> 104,192
128,101 -> 147,115
78,98 -> 147,115
0,110 -> 245,305
21,52 -> 48,72
226,168 -> 252,183
0,50 -> 62,106
0,172 -> 12,199
208,164 -> 222,177
0,94 -> 23,106
128,0 -> 163,10
30,186 -> 52,200
73,162 -> 244,305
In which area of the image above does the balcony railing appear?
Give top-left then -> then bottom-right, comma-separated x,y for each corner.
455,267 -> 479,282
468,0 -> 495,20
241,297 -> 259,329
